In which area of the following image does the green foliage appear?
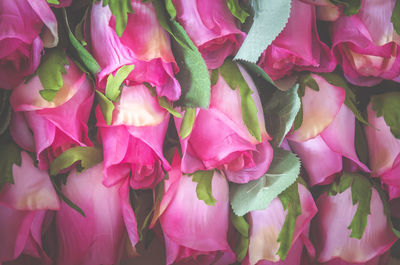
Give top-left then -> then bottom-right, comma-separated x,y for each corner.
219,61 -> 261,142
102,0 -> 134,37
179,108 -> 196,139
191,170 -> 216,206
96,90 -> 115,125
46,0 -> 60,4
158,96 -> 182,118
0,90 -> 11,135
105,65 -> 135,102
392,0 -> 400,35
37,49 -> 69,102
371,92 -> 400,139
231,211 -> 249,261
226,0 -> 250,23
331,0 -> 361,16
230,148 -> 300,216
0,135 -> 22,191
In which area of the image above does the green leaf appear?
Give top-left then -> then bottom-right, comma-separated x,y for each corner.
131,189 -> 154,242
234,0 -> 292,63
191,170 -> 216,206
74,7 -> 89,46
62,9 -> 101,75
102,0 -> 134,37
371,92 -> 400,139
210,69 -> 219,86
158,96 -> 182,118
0,135 -> 22,191
230,211 -> 249,261
264,84 -> 300,147
50,177 -> 86,217
320,73 -> 369,125
165,0 -> 177,19
105,65 -> 135,102
179,107 -> 196,139
219,61 -> 261,142
332,0 -> 361,16
37,49 -> 69,102
96,90 -> 115,125
0,90 -> 11,135
355,120 -> 369,166
230,148 -> 301,216
292,104 -> 303,132
226,0 -> 250,23
392,0 -> 400,35
46,0 -> 60,4
238,60 -> 276,86
50,146 -> 103,176
277,181 -> 302,260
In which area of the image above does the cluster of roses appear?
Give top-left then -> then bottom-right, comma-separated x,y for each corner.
1,0 -> 400,265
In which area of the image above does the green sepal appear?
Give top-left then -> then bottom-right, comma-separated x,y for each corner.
191,170 -> 216,206
50,146 -> 103,176
331,0 -> 361,16
320,73 -> 369,125
219,61 -> 261,142
230,211 -> 250,261
62,9 -> 101,75
46,0 -> 60,4
238,61 -> 276,86
226,0 -> 250,23
230,148 -> 301,216
371,92 -> 400,139
37,48 -> 69,102
50,177 -> 86,217
264,84 -> 300,147
0,135 -> 22,191
131,189 -> 155,243
102,0 -> 134,37
179,107 -> 196,139
277,180 -> 302,260
392,0 -> 400,35
158,96 -> 182,118
234,0 -> 292,63
0,90 -> 11,135
165,0 -> 177,19
96,90 -> 115,125
74,7 -> 89,46
210,69 -> 219,86
105,65 -> 135,102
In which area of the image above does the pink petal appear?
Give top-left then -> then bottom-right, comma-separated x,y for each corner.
119,179 -> 139,248
10,112 -> 35,152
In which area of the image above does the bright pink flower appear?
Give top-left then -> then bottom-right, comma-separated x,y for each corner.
159,153 -> 233,265
365,103 -> 400,199
176,66 -> 273,183
243,184 -> 317,265
287,74 -> 368,186
0,0 -> 58,89
10,59 -> 94,170
171,0 -> 245,69
258,0 -> 336,81
331,0 -> 400,86
96,84 -> 170,189
0,152 -> 60,264
314,185 -> 397,263
56,163 -> 138,265
90,0 -> 180,101
300,0 -> 340,21
319,251 -> 390,265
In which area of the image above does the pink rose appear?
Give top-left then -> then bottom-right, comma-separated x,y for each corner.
176,66 -> 273,184
314,182 -> 397,263
287,74 -> 368,186
331,0 -> 400,86
171,0 -> 245,69
159,153 -> 233,265
0,0 -> 58,89
56,163 -> 137,265
96,84 -> 170,189
90,0 -> 181,101
319,252 -> 390,265
365,103 -> 400,199
243,183 -> 317,265
0,152 -> 60,264
9,58 -> 94,170
258,0 -> 336,81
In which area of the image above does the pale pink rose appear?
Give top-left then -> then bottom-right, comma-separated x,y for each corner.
331,0 -> 400,86
171,0 -> 245,69
243,184 -> 317,265
0,152 -> 60,264
56,163 -> 138,265
319,251 -> 390,265
258,0 -> 336,81
287,74 -> 368,186
175,66 -> 273,184
10,58 -> 94,170
314,185 -> 397,263
96,84 -> 170,189
159,153 -> 233,265
365,103 -> 400,199
0,0 -> 58,89
90,0 -> 180,101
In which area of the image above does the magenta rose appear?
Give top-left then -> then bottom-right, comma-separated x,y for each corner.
171,0 -> 246,69
96,84 -> 170,189
258,0 -> 336,81
331,0 -> 400,86
287,74 -> 368,186
0,152 -> 60,264
175,66 -> 273,184
10,58 -> 94,170
90,0 -> 181,101
0,0 -> 58,89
